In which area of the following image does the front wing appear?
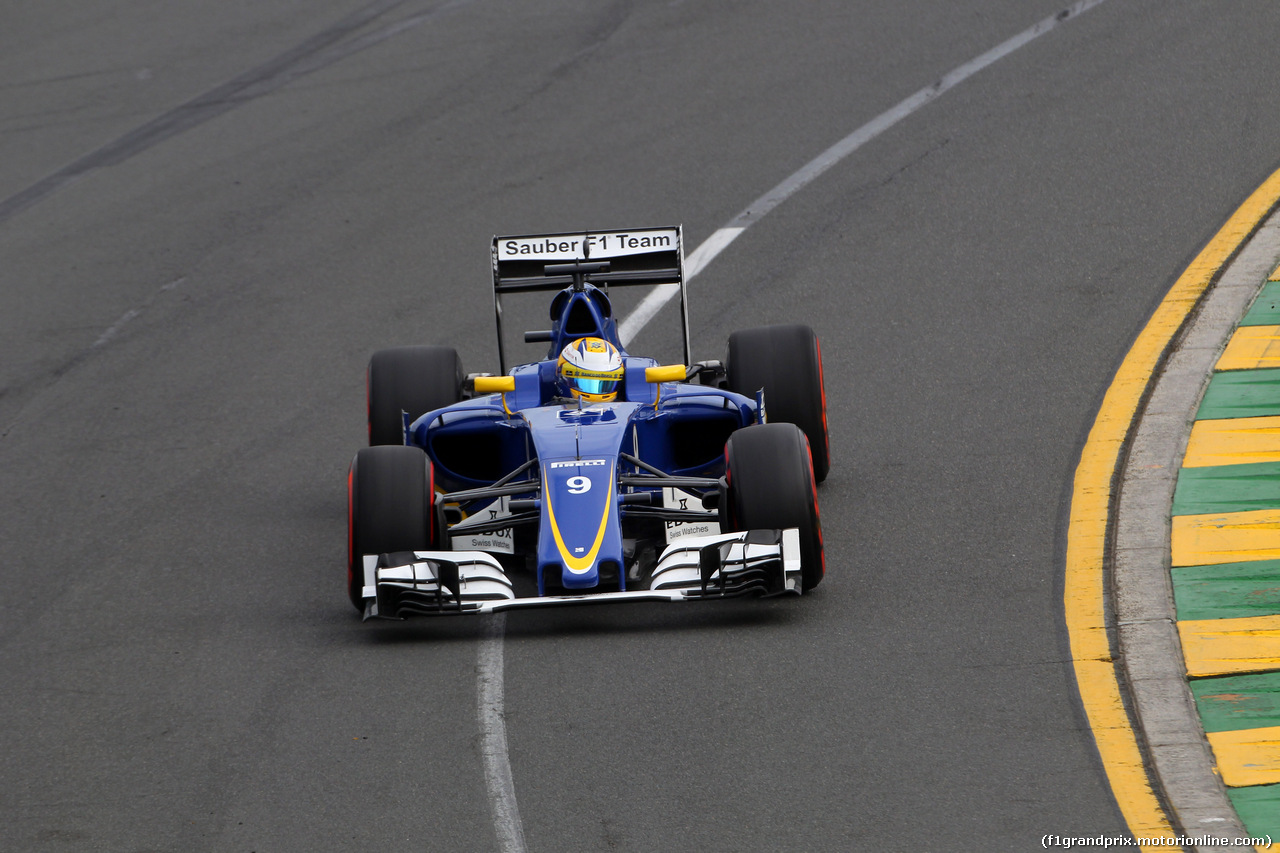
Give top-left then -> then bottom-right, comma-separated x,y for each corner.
360,529 -> 802,620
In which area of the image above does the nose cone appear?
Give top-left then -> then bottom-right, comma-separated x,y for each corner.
523,403 -> 636,593
540,460 -> 615,590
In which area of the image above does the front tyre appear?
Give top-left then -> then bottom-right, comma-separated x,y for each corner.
727,324 -> 830,482
724,423 -> 824,591
347,445 -> 435,610
367,346 -> 463,446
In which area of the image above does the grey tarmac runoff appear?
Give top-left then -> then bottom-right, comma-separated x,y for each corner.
5,2 -> 1280,852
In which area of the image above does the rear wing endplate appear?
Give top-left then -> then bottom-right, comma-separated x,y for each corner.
491,226 -> 688,370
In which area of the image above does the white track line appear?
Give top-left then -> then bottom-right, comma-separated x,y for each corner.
620,0 -> 1107,346
619,226 -> 744,344
477,614 -> 526,853
478,2 -> 1109,849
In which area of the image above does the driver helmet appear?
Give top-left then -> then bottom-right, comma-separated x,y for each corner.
557,337 -> 624,403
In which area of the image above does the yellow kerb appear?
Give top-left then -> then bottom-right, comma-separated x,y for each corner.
1207,725 -> 1280,786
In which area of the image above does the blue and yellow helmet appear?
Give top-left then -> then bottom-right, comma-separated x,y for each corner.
557,337 -> 624,402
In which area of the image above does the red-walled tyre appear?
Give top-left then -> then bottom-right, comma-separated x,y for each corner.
727,324 -> 830,482
724,423 -> 824,591
347,445 -> 435,610
367,346 -> 463,446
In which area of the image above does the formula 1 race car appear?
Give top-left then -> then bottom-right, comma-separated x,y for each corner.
347,226 -> 828,618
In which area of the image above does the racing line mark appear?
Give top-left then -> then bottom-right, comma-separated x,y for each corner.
0,0 -> 474,226
1,277 -> 189,441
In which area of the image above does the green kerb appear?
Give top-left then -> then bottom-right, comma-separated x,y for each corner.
1191,672 -> 1280,733
1172,559 -> 1280,620
1241,281 -> 1280,326
1226,783 -> 1280,839
1196,368 -> 1280,420
1172,461 -> 1280,515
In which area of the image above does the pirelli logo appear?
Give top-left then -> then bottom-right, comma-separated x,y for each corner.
548,459 -> 608,469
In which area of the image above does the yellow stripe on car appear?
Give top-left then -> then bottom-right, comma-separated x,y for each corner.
544,468 -> 614,574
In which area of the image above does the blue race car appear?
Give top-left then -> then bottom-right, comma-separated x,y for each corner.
347,227 -> 828,618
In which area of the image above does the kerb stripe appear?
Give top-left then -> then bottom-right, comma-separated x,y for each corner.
1065,166 -> 1280,846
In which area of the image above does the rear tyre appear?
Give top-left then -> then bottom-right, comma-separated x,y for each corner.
347,445 -> 435,610
727,324 -> 830,482
368,346 -> 463,446
724,423 -> 824,591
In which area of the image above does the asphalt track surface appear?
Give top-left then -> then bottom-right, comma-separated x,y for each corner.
5,2 -> 1280,851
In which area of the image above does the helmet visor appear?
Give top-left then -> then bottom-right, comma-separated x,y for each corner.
574,377 -> 619,396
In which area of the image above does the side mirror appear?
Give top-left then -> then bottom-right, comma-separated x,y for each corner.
644,365 -> 687,384
474,376 -> 516,394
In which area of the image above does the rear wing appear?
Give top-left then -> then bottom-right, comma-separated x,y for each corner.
491,226 -> 688,371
